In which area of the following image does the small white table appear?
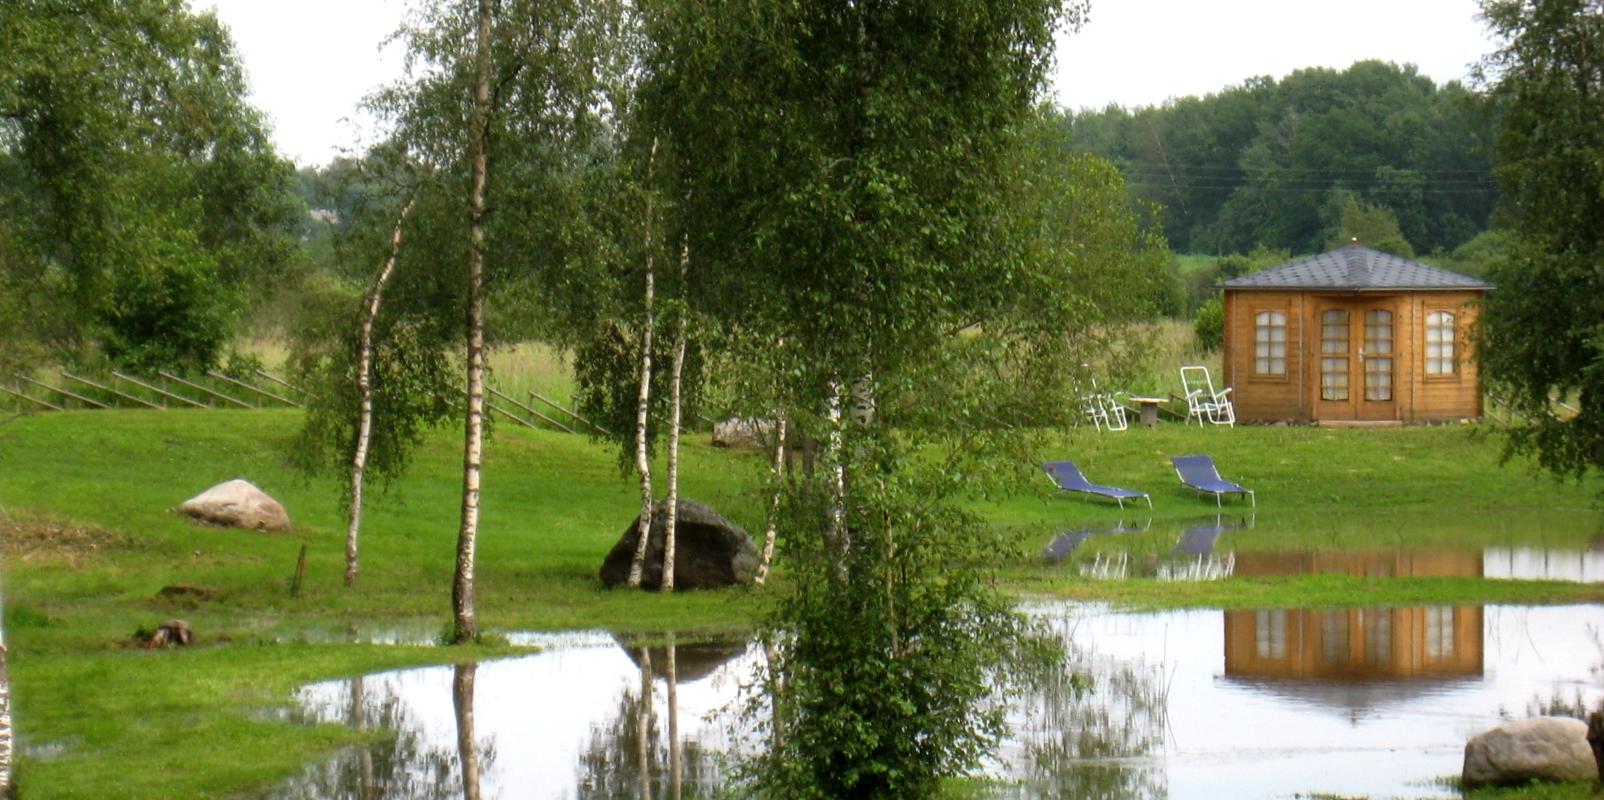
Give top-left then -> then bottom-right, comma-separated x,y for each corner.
1127,396 -> 1168,428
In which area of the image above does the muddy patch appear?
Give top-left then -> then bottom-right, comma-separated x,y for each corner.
0,514 -> 128,566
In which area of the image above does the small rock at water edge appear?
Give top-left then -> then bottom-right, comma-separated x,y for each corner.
1462,716 -> 1596,788
179,479 -> 291,531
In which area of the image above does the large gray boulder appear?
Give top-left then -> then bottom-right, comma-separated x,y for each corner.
711,417 -> 772,449
1463,716 -> 1596,788
600,499 -> 759,590
179,479 -> 291,531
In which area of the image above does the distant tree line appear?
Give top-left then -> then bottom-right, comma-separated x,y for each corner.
1058,60 -> 1499,258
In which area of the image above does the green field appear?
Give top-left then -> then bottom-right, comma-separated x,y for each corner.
1,408 -> 1600,798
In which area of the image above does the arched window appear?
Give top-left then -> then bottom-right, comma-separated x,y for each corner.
1426,311 -> 1456,375
1255,310 -> 1287,375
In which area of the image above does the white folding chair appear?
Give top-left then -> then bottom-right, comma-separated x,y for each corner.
1083,378 -> 1129,432
1179,366 -> 1235,427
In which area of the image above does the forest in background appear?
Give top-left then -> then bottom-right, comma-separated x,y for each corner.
279,59 -> 1509,338
1058,60 -> 1500,263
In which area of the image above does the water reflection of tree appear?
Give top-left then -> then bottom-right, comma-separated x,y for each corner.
1522,622 -> 1604,722
576,642 -> 725,799
268,665 -> 497,800
1006,632 -> 1170,800
0,568 -> 12,797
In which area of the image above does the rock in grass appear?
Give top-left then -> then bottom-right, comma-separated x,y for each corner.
179,480 -> 290,531
1463,716 -> 1596,788
599,499 -> 759,590
711,417 -> 772,448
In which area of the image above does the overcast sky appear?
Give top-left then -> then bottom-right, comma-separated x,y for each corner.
203,0 -> 1500,167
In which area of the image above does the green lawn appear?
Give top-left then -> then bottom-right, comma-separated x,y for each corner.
0,409 -> 1600,797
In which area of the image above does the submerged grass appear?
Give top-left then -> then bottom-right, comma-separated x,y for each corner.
0,407 -> 1600,797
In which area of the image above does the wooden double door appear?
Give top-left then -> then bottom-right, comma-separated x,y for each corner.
1315,299 -> 1399,421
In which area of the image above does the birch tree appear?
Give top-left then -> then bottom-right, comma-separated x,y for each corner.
659,243 -> 690,592
346,194 -> 419,587
288,158 -> 458,573
1476,0 -> 1604,479
371,0 -> 620,638
624,142 -> 661,589
450,0 -> 495,644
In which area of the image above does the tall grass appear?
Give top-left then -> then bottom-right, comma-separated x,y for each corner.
1115,319 -> 1220,399
485,341 -> 578,409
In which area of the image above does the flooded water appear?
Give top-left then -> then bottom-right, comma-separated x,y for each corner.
1006,603 -> 1603,799
268,632 -> 754,799
268,601 -> 1603,799
1042,513 -> 1604,583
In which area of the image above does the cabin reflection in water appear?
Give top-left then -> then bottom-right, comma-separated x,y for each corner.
1226,550 -> 1484,681
1225,605 -> 1483,680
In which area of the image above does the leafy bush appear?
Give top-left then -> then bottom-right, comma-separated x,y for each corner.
1193,296 -> 1224,352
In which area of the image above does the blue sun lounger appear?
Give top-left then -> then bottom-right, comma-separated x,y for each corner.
1171,455 -> 1255,508
1042,461 -> 1152,510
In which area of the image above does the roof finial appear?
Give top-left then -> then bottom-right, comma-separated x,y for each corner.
1349,236 -> 1360,246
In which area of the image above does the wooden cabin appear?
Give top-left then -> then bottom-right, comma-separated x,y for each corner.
1219,244 -> 1491,424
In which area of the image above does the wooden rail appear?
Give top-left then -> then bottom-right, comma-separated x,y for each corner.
62,372 -> 162,410
254,369 -> 315,401
0,382 -> 62,411
206,371 -> 300,407
112,372 -> 207,408
487,402 -> 537,430
19,375 -> 108,409
157,371 -> 252,409
488,387 -> 575,434
527,389 -> 608,436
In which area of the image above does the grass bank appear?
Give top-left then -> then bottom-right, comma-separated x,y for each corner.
0,409 -> 1600,797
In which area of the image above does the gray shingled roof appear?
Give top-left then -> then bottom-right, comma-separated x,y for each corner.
1219,245 -> 1492,291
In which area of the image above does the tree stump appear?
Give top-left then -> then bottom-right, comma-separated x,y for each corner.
144,619 -> 193,648
1588,709 -> 1604,784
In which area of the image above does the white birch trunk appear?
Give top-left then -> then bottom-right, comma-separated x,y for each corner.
661,242 -> 688,593
762,635 -> 784,748
346,195 -> 417,588
0,564 -> 11,795
452,0 -> 492,644
754,414 -> 785,585
667,633 -> 681,800
625,140 -> 660,589
352,676 -> 375,797
453,663 -> 481,800
636,647 -> 654,799
826,379 -> 848,560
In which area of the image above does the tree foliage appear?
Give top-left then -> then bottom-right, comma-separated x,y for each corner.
1060,61 -> 1498,256
1475,0 -> 1604,479
1322,192 -> 1416,257
0,0 -> 299,371
634,0 -> 1171,793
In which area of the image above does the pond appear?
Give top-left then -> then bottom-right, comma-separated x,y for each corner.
266,600 -> 1603,799
1041,511 -> 1604,582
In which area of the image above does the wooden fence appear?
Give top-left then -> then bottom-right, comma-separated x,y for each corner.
0,369 -> 623,436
